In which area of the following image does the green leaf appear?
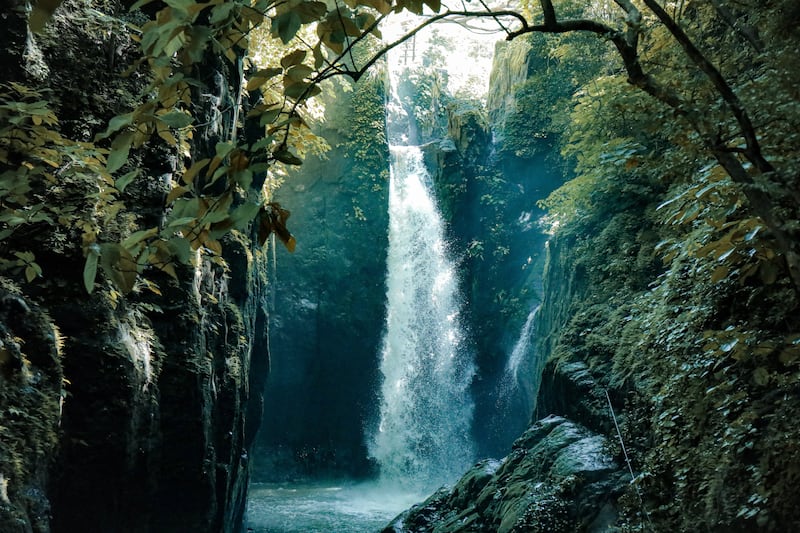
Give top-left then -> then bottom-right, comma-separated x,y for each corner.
107,131 -> 134,173
286,64 -> 314,82
271,11 -> 302,44
232,168 -> 253,189
83,248 -> 99,293
281,49 -> 307,68
399,0 -> 424,15
283,80 -> 320,100
25,265 -> 37,282
168,236 -> 193,263
215,141 -> 236,160
317,19 -> 345,54
185,25 -> 213,64
129,0 -> 157,11
209,2 -> 236,24
122,227 -> 159,250
355,12 -> 377,30
257,108 -> 282,127
250,135 -> 275,152
115,170 -> 139,192
230,201 -> 261,229
14,251 -> 35,263
294,1 -> 327,23
361,0 -> 392,14
98,111 -> 134,140
312,42 -> 325,69
166,185 -> 190,204
168,216 -> 197,228
99,243 -> 138,294
246,68 -> 283,91
164,0 -> 195,11
182,158 -> 210,185
159,110 -> 194,128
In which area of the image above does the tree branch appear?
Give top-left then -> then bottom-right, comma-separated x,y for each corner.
324,10 -> 529,82
640,0 -> 772,173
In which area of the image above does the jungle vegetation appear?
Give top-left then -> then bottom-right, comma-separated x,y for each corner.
2,0 -> 797,299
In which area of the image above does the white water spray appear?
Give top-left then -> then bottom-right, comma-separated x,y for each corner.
488,304 -> 541,452
505,305 -> 540,384
369,146 -> 475,490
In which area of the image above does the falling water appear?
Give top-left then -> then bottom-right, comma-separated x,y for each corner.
490,304 -> 541,452
504,305 -> 540,385
369,146 -> 475,490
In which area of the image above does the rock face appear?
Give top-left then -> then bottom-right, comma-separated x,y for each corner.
0,284 -> 63,533
48,238 -> 270,533
0,3 -> 270,532
384,416 -> 625,533
252,76 -> 390,481
0,242 -> 269,533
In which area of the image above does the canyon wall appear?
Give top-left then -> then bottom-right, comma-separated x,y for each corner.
252,73 -> 390,481
0,2 -> 269,531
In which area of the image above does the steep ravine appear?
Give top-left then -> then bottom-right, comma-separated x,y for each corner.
387,33 -> 800,533
5,4 -> 800,532
252,73 -> 390,482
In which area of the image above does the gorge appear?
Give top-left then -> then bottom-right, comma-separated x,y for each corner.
3,1 -> 800,533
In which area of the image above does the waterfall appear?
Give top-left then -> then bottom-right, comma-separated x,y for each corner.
504,305 -> 540,385
369,145 -> 475,490
490,304 -> 540,452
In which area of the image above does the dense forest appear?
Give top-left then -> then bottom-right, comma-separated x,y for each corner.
1,0 -> 799,532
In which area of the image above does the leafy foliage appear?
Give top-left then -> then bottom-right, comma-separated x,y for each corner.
0,82 -> 124,288
530,2 -> 800,530
10,0 -> 458,294
10,0 -> 798,298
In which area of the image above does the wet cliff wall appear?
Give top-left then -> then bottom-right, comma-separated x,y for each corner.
0,2 -> 269,531
418,37 -> 568,457
252,72 -> 390,481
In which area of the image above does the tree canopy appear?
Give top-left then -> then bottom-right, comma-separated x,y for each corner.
2,0 -> 798,295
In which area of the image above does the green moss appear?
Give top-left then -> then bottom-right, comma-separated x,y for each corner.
0,280 -> 63,531
538,161 -> 800,530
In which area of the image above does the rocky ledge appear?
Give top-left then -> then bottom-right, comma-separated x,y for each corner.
383,415 -> 626,533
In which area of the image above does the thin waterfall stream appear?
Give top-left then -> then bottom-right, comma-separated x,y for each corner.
491,304 -> 541,448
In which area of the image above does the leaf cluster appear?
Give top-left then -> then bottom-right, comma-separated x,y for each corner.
0,83 -> 124,286
18,0 -> 449,294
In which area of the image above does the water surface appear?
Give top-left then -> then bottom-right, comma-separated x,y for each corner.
245,481 -> 425,533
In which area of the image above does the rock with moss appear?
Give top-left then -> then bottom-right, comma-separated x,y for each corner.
0,281 -> 63,533
383,416 -> 625,533
0,2 -> 271,531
